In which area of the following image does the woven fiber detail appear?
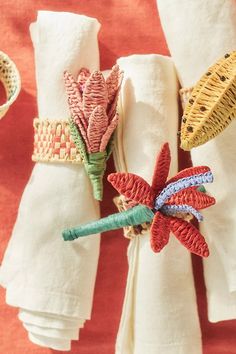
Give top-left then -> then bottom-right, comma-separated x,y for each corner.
180,51 -> 236,150
64,65 -> 123,200
113,195 -> 150,239
32,118 -> 82,164
108,172 -> 155,208
0,51 -> 21,119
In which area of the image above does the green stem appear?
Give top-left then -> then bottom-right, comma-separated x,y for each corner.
197,185 -> 206,193
85,151 -> 107,201
63,205 -> 154,241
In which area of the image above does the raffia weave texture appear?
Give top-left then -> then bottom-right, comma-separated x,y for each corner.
0,51 -> 21,119
180,51 -> 236,150
113,195 -> 150,239
32,118 -> 82,163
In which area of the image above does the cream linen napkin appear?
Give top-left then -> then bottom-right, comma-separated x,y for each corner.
157,0 -> 236,322
114,55 -> 201,354
0,11 -> 101,351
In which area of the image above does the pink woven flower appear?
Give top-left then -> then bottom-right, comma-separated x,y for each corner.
64,65 -> 123,200
64,65 -> 123,153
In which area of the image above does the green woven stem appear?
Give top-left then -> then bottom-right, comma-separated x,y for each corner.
85,151 -> 107,201
69,118 -> 108,200
63,205 -> 154,241
69,119 -> 88,163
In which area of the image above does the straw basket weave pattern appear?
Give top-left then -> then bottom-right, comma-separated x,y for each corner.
0,51 -> 21,119
114,195 -> 150,239
32,118 -> 82,163
180,51 -> 236,150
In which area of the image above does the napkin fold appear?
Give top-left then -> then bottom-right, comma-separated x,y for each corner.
114,55 -> 201,354
0,11 -> 101,350
157,0 -> 236,322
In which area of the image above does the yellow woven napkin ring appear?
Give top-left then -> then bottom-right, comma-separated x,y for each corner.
32,118 -> 82,164
180,51 -> 236,150
0,51 -> 21,119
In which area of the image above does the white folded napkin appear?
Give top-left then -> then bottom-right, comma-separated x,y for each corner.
0,11 -> 101,350
114,55 -> 201,354
157,0 -> 236,322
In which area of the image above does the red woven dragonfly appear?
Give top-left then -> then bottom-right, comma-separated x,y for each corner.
63,143 -> 215,258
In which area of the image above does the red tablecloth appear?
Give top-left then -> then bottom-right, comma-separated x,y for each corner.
0,1 -> 235,353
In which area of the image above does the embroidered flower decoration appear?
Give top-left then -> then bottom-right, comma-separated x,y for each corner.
64,65 -> 123,200
63,143 -> 215,258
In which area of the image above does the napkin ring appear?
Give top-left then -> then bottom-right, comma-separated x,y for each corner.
114,195 -> 151,239
0,51 -> 21,119
32,118 -> 82,164
62,143 -> 215,258
179,51 -> 236,150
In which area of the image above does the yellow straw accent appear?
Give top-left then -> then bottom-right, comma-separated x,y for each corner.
180,51 -> 236,150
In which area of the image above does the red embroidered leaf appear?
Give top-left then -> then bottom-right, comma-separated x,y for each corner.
83,71 -> 108,120
87,105 -> 108,153
150,212 -> 170,252
167,166 -> 210,185
166,187 -> 216,209
108,173 -> 155,208
151,142 -> 171,194
169,217 -> 209,257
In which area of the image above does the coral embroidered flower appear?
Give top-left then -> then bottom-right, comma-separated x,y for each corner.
62,143 -> 215,258
64,65 -> 123,200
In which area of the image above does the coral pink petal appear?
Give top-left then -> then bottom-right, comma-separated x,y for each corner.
108,173 -> 155,208
150,212 -> 170,253
166,187 -> 216,209
151,142 -> 171,194
77,68 -> 91,92
64,70 -> 82,103
106,64 -> 123,104
167,166 -> 210,185
108,74 -> 123,122
64,71 -> 89,148
100,113 -> 119,152
107,85 -> 121,122
169,217 -> 209,257
83,71 -> 108,120
87,105 -> 108,153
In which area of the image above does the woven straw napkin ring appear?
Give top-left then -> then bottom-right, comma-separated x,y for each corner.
33,65 -> 123,201
0,51 -> 21,120
180,51 -> 236,150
